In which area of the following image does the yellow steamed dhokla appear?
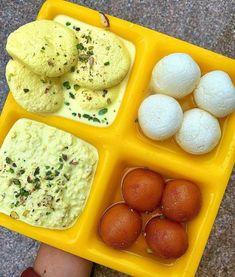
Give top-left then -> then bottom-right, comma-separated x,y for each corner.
6,20 -> 78,77
65,29 -> 131,90
6,59 -> 63,113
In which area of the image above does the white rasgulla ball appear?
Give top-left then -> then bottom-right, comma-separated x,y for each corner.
151,53 -> 201,99
138,94 -> 183,141
194,70 -> 235,118
175,108 -> 221,155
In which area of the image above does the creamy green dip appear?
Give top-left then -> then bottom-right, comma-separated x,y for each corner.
53,15 -> 136,127
0,119 -> 98,229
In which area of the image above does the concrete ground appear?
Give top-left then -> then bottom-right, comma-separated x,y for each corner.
0,0 -> 234,276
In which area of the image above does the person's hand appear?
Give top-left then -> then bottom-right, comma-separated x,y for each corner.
22,243 -> 93,277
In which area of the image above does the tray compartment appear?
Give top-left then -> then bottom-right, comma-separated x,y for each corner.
83,146 -> 219,277
121,37 -> 235,175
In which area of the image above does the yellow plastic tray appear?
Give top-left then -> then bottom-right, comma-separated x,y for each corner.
1,0 -> 235,276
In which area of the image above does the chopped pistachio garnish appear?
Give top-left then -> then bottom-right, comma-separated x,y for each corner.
10,211 -> 19,219
23,210 -> 30,217
74,84 -> 80,91
99,12 -> 110,28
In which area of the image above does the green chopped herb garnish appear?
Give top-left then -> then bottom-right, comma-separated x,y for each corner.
46,171 -> 52,176
58,163 -> 63,170
41,46 -> 45,50
72,112 -> 77,116
73,26 -> 81,31
34,182 -> 41,190
16,188 -> 30,198
83,114 -> 92,120
6,157 -> 12,164
63,81 -> 71,89
14,201 -> 20,207
64,174 -> 70,181
12,178 -> 21,186
23,88 -> 29,93
69,92 -> 75,99
45,166 -> 50,170
45,175 -> 54,181
84,35 -> 92,43
55,170 -> 60,177
104,61 -> 110,66
62,154 -> 68,161
70,66 -> 75,72
65,102 -> 70,106
93,118 -> 101,123
34,167 -> 40,176
66,22 -> 71,26
76,43 -> 85,50
98,108 -> 108,115
9,168 -> 15,174
18,169 -> 25,175
87,50 -> 94,56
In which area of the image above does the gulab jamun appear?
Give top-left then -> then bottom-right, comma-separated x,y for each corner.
145,217 -> 188,259
122,168 -> 164,212
162,179 -> 201,222
99,203 -> 142,249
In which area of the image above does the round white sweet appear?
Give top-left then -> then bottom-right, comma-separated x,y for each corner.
194,70 -> 235,118
138,94 -> 183,141
175,108 -> 221,155
151,53 -> 201,99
